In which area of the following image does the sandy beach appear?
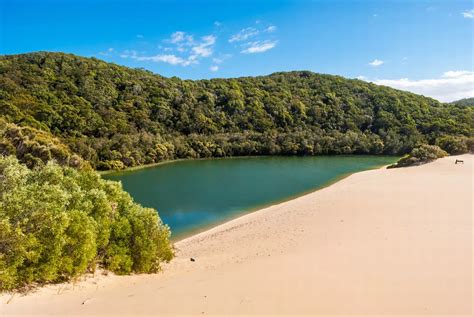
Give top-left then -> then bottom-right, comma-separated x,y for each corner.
1,154 -> 472,316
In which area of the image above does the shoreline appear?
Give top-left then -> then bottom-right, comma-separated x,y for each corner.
171,160 -> 395,242
99,153 -> 399,176
2,154 -> 471,316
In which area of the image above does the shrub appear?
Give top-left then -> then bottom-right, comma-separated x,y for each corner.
389,144 -> 448,168
0,156 -> 173,291
0,119 -> 87,169
436,135 -> 471,155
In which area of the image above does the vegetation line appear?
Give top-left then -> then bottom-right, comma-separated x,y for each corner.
1,52 -> 472,171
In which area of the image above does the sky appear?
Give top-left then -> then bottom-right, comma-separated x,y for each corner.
1,0 -> 473,102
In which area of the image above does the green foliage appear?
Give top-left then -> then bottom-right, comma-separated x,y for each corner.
1,52 -> 472,169
0,118 -> 86,169
389,144 -> 448,168
0,156 -> 173,291
450,97 -> 474,107
436,135 -> 473,155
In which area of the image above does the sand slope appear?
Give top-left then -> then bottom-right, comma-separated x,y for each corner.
1,154 -> 472,316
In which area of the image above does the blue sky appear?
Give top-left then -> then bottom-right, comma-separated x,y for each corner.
1,0 -> 473,101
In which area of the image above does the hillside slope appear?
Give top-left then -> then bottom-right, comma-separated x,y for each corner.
1,52 -> 472,169
451,97 -> 474,107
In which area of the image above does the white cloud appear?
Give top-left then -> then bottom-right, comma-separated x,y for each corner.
191,35 -> 216,58
119,50 -> 138,59
264,25 -> 277,33
98,47 -> 114,56
170,31 -> 186,43
136,34 -> 144,39
210,65 -> 219,72
212,54 -> 232,64
372,70 -> 474,102
134,54 -> 194,66
462,9 -> 474,18
165,31 -> 196,54
356,75 -> 367,80
443,70 -> 472,78
191,45 -> 212,57
229,27 -> 259,43
241,40 -> 277,54
214,21 -> 221,27
122,32 -> 217,67
368,59 -> 384,67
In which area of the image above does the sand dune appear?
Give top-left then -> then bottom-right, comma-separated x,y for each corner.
1,154 -> 472,316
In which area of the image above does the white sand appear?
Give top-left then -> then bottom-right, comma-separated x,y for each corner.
1,154 -> 472,316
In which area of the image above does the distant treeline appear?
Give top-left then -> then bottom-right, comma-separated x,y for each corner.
451,97 -> 474,107
1,52 -> 473,169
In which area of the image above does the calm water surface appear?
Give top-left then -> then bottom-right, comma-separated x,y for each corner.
104,156 -> 397,238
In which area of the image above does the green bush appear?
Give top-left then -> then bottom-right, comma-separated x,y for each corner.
0,156 -> 173,291
436,135 -> 471,155
389,144 -> 448,168
0,118 -> 86,169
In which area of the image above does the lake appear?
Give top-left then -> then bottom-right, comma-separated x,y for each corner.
104,156 -> 397,238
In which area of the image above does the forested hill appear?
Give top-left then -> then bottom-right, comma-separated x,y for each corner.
451,97 -> 474,107
1,52 -> 472,170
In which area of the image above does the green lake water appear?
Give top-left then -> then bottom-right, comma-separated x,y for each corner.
104,156 -> 397,238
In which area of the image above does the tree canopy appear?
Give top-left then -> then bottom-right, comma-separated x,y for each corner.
1,52 -> 472,169
450,97 -> 474,107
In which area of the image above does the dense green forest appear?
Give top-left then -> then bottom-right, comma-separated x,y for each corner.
1,52 -> 472,170
451,97 -> 474,107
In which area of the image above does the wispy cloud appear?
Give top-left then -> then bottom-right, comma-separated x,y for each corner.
264,25 -> 277,33
230,22 -> 278,55
229,27 -> 259,43
98,47 -> 114,56
368,59 -> 384,67
372,70 -> 474,102
136,34 -> 144,39
120,22 -> 277,69
119,49 -> 137,59
462,9 -> 474,18
212,54 -> 232,64
169,31 -> 193,44
443,70 -> 472,78
191,35 -> 216,58
241,40 -> 278,54
229,23 -> 277,43
121,31 -> 217,66
135,54 -> 194,66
